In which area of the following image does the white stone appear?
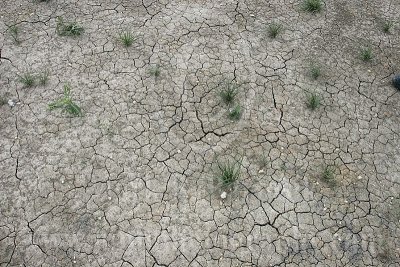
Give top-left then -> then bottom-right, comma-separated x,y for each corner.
8,100 -> 15,107
221,191 -> 227,199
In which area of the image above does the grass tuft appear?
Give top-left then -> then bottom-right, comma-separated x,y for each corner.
228,105 -> 242,121
216,159 -> 241,189
38,71 -> 49,86
220,81 -> 239,105
303,0 -> 322,13
321,165 -> 336,186
306,91 -> 320,110
310,64 -> 321,80
18,73 -> 35,88
49,84 -> 82,117
119,31 -> 135,47
268,23 -> 283,38
149,64 -> 161,78
360,47 -> 373,61
383,21 -> 394,33
56,17 -> 84,36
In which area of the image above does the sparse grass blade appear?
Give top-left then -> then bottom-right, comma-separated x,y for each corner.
383,21 -> 394,33
310,64 -> 321,80
303,0 -> 322,13
119,31 -> 135,47
0,96 -> 7,106
216,159 -> 241,189
321,165 -> 336,186
306,91 -> 320,110
268,23 -> 283,38
360,47 -> 373,61
220,81 -> 239,106
38,71 -> 49,86
56,17 -> 84,36
18,73 -> 35,88
149,64 -> 161,78
228,105 -> 242,121
8,25 -> 20,44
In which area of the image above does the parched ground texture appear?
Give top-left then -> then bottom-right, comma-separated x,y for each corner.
0,0 -> 400,266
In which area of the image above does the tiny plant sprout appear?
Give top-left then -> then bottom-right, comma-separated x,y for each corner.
49,84 -> 82,117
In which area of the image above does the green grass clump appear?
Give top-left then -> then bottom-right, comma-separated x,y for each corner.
38,71 -> 49,86
119,31 -> 135,47
268,23 -> 283,38
216,159 -> 241,189
56,17 -> 84,36
360,47 -> 373,61
306,92 -> 320,110
383,21 -> 394,33
49,84 -> 82,117
310,64 -> 321,80
149,64 -> 161,78
228,105 -> 242,121
321,165 -> 336,186
18,73 -> 35,88
303,0 -> 322,13
8,25 -> 20,44
220,81 -> 239,105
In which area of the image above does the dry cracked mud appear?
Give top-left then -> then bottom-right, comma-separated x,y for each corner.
0,0 -> 400,266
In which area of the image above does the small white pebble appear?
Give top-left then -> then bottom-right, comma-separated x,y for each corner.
61,180 -> 64,184
108,196 -> 111,200
177,150 -> 181,154
250,14 -> 255,17
8,100 -> 15,107
357,175 -> 362,179
221,191 -> 227,199
258,169 -> 265,174
98,217 -> 101,220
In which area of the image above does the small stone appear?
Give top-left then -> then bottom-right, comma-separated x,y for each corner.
8,100 -> 15,107
258,169 -> 265,174
250,14 -> 255,17
61,180 -> 64,184
220,192 -> 227,199
357,175 -> 362,180
177,149 -> 181,154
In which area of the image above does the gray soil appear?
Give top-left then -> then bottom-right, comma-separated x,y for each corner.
0,0 -> 399,266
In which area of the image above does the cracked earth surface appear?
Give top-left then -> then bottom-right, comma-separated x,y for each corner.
1,0 -> 400,266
